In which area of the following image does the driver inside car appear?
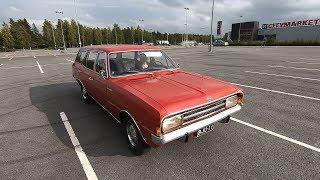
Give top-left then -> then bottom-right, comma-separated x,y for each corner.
137,53 -> 149,70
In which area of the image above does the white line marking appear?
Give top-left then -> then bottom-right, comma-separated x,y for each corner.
9,57 -> 13,61
33,56 -> 37,59
0,64 -> 3,67
66,59 -> 74,63
269,65 -> 320,72
286,61 -> 320,65
245,71 -> 320,82
232,83 -> 320,101
231,117 -> 320,153
60,112 -> 98,180
36,61 -> 44,73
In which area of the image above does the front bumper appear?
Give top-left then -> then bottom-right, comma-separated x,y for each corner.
151,105 -> 241,145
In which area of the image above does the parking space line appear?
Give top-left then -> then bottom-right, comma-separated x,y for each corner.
231,117 -> 320,153
232,83 -> 320,101
269,65 -> 320,72
36,61 -> 44,74
286,61 -> 320,65
0,64 -> 3,67
66,59 -> 75,63
9,57 -> 13,61
60,112 -> 98,180
245,71 -> 320,82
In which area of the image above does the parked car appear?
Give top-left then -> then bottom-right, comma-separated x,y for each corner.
212,40 -> 229,46
72,45 -> 244,155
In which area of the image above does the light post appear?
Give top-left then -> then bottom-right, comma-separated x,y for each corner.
138,19 -> 144,44
49,21 -> 57,49
184,7 -> 189,47
114,27 -> 118,45
55,11 -> 66,50
73,0 -> 82,47
209,0 -> 214,52
238,15 -> 243,42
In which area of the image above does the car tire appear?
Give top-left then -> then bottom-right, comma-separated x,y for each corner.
125,119 -> 148,156
81,85 -> 93,104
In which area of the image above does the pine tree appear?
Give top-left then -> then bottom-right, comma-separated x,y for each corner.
1,23 -> 15,50
31,23 -> 42,48
42,19 -> 54,48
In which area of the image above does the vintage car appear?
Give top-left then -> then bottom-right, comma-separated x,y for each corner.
72,45 -> 244,155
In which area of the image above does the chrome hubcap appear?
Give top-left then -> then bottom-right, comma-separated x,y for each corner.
82,87 -> 87,100
127,123 -> 138,147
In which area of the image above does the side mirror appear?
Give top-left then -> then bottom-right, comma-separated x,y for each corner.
99,70 -> 107,79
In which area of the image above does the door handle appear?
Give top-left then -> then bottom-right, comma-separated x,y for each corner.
107,87 -> 113,92
89,77 -> 94,81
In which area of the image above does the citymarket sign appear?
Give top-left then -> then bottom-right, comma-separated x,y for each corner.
262,19 -> 320,29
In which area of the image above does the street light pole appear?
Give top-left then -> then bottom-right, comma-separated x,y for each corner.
139,19 -> 144,44
49,21 -> 57,50
55,11 -> 66,50
73,0 -> 82,47
209,0 -> 214,52
184,7 -> 189,47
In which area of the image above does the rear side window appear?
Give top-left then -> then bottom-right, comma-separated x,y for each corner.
80,51 -> 87,65
96,52 -> 106,73
86,51 -> 98,70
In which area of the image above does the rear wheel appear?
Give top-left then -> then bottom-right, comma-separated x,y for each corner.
125,119 -> 148,156
81,85 -> 93,104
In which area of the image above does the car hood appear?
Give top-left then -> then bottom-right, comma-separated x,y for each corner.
121,71 -> 241,116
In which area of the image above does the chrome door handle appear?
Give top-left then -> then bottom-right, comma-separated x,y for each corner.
88,77 -> 94,81
107,88 -> 113,92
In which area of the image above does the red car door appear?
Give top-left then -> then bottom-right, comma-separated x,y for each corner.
83,51 -> 98,96
90,51 -> 108,105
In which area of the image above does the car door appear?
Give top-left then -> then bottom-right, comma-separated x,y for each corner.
91,51 -> 108,105
83,51 -> 98,96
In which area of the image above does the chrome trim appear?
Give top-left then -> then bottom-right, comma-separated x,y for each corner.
152,105 -> 241,145
161,90 -> 243,122
120,110 -> 147,143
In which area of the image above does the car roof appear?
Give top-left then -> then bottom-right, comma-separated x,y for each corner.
80,45 -> 162,54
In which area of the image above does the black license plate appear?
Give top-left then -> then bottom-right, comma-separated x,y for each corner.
196,124 -> 214,137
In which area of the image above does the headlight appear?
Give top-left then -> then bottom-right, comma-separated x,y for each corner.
162,115 -> 183,133
226,95 -> 239,108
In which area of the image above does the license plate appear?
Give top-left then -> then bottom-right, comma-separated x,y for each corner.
196,124 -> 214,137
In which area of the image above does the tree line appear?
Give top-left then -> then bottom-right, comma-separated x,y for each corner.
0,18 -> 211,51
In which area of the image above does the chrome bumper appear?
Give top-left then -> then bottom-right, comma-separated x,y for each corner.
151,105 -> 241,145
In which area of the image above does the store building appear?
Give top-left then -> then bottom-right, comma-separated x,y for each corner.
258,19 -> 320,41
231,21 -> 259,41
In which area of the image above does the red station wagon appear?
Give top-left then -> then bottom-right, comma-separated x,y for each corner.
72,45 -> 244,155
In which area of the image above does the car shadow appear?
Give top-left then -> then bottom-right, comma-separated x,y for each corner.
30,82 -> 135,157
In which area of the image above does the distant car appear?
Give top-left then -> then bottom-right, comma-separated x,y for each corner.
72,45 -> 244,155
213,40 -> 229,46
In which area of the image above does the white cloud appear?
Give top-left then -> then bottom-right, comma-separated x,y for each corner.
9,6 -> 23,13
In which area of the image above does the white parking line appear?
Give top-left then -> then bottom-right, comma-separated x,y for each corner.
245,71 -> 320,82
36,61 -> 44,74
231,117 -> 320,153
60,112 -> 98,180
269,65 -> 320,72
9,57 -> 13,61
0,64 -> 3,67
66,59 -> 74,63
232,83 -> 320,101
286,61 -> 320,65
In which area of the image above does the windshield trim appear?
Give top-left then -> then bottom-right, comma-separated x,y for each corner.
107,50 -> 178,79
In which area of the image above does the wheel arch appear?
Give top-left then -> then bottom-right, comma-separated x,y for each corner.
119,110 -> 147,143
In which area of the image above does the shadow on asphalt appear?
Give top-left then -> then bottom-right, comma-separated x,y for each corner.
30,82 -> 134,157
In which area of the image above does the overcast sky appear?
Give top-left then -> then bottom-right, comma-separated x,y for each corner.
1,0 -> 319,34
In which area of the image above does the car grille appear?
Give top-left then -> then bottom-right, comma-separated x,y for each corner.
181,99 -> 226,123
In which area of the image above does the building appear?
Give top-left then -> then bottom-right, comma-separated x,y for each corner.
258,19 -> 320,41
231,21 -> 259,41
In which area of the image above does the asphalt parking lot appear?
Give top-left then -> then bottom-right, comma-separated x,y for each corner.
0,46 -> 319,179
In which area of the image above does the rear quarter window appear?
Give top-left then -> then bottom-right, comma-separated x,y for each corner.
86,51 -> 98,70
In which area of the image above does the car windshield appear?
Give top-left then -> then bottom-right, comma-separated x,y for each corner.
109,50 -> 177,77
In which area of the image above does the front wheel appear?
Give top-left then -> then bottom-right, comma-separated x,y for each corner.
125,120 -> 148,156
